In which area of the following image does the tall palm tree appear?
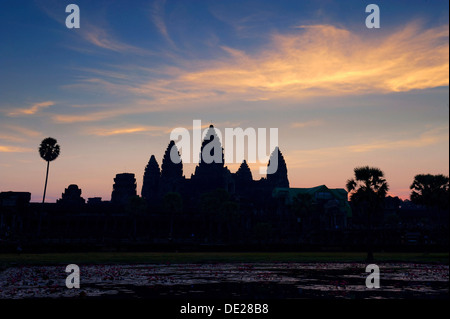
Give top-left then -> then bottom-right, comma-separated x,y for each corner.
346,166 -> 389,262
39,137 -> 60,203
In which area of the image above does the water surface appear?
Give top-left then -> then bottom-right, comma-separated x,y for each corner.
0,262 -> 448,299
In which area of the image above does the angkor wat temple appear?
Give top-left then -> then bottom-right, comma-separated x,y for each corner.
3,124 -> 445,252
139,124 -> 289,213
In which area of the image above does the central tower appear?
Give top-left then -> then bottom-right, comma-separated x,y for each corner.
191,125 -> 228,192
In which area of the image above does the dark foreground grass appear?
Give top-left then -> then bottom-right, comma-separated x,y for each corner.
0,251 -> 448,268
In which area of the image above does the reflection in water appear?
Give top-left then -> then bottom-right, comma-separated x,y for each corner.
0,262 -> 448,299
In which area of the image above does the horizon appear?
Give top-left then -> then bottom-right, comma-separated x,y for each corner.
15,138 -> 442,204
0,0 -> 449,203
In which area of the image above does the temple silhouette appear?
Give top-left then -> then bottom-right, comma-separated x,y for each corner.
0,124 -> 448,252
140,125 -> 289,213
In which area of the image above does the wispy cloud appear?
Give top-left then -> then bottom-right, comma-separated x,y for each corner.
51,111 -> 125,124
151,0 -> 176,48
287,126 -> 449,169
0,134 -> 25,143
75,68 -> 131,81
5,125 -> 42,137
88,125 -> 170,136
81,24 -> 150,55
347,126 -> 449,153
0,125 -> 42,153
7,101 -> 54,116
55,21 -> 448,123
37,0 -> 152,56
0,125 -> 42,143
50,98 -> 169,123
0,145 -> 32,153
62,77 -> 132,95
86,120 -> 243,137
122,22 -> 450,104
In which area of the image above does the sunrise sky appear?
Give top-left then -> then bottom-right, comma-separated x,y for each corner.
0,0 -> 448,202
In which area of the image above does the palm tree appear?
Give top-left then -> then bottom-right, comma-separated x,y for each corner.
346,166 -> 389,262
410,174 -> 449,224
410,174 -> 449,210
39,137 -> 60,203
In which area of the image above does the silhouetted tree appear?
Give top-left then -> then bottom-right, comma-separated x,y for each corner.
410,174 -> 449,210
346,166 -> 389,262
39,137 -> 60,203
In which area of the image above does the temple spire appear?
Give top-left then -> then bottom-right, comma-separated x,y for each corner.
161,140 -> 183,179
160,140 -> 184,195
267,147 -> 289,188
236,160 -> 253,182
141,155 -> 160,202
191,124 -> 227,192
198,124 -> 224,167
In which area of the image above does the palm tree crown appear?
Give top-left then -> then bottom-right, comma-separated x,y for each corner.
39,137 -> 60,162
39,137 -> 60,203
346,166 -> 389,204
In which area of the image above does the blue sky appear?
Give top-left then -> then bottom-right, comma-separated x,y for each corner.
0,0 -> 448,202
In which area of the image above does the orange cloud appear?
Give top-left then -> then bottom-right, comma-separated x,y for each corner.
86,120 -> 243,137
0,125 -> 42,144
0,134 -> 25,143
90,126 -> 168,136
5,125 -> 41,137
130,22 -> 448,101
0,145 -> 32,153
8,101 -> 54,116
52,113 -> 108,123
56,21 -> 448,123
